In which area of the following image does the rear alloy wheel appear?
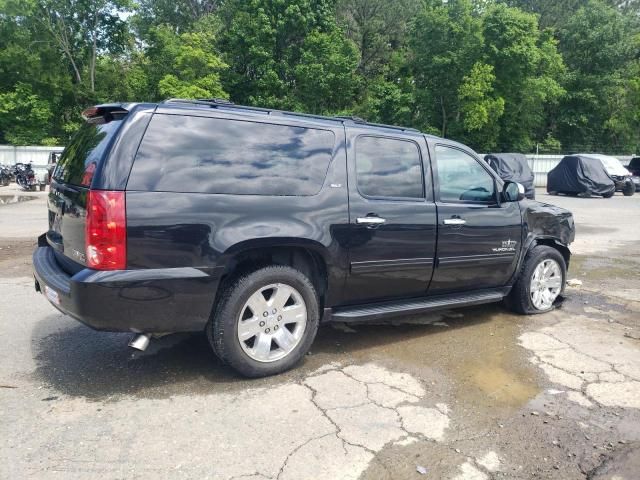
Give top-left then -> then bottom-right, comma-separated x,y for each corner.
237,283 -> 307,363
207,265 -> 319,377
505,245 -> 566,315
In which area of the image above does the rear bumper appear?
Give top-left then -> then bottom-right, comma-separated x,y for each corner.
33,245 -> 223,333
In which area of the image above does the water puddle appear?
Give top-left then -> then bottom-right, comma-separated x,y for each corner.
0,195 -> 36,206
314,305 -> 541,410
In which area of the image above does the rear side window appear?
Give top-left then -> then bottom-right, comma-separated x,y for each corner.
127,114 -> 335,196
355,136 -> 423,199
54,119 -> 124,187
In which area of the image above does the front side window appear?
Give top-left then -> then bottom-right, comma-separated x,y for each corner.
436,145 -> 495,203
355,136 -> 423,199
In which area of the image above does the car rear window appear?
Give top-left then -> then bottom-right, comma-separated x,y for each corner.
53,119 -> 124,187
127,114 -> 336,196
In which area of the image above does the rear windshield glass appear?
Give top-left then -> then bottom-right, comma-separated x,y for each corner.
127,114 -> 336,196
53,119 -> 123,186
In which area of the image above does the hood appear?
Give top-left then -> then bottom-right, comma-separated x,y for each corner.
520,199 -> 575,246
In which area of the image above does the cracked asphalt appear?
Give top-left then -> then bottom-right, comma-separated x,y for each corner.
1,185 -> 639,479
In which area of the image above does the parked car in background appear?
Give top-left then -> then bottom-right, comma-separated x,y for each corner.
625,157 -> 640,192
586,154 -> 635,196
33,100 -> 575,377
485,153 -> 535,199
627,157 -> 640,175
547,155 -> 616,198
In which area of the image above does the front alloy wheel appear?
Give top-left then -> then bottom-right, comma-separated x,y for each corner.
237,283 -> 307,363
529,259 -> 562,310
504,245 -> 567,315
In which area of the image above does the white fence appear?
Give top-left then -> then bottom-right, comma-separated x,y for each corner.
1,145 -> 634,188
0,145 -> 64,167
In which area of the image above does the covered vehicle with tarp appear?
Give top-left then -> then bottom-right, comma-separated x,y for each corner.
547,155 -> 615,198
484,153 -> 535,199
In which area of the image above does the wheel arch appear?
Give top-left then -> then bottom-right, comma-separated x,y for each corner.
509,234 -> 571,286
215,238 -> 333,311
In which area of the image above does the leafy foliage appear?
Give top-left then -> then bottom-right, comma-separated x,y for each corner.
0,0 -> 639,154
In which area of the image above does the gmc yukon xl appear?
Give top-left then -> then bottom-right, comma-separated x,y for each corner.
33,99 -> 575,377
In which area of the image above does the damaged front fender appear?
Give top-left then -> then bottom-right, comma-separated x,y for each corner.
521,199 -> 575,247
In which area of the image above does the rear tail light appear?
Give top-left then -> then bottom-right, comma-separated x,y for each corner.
85,190 -> 126,270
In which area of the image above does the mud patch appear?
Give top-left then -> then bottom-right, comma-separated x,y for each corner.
0,238 -> 37,278
0,195 -> 36,205
464,362 -> 539,407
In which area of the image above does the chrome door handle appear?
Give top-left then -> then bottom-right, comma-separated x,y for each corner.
444,218 -> 466,225
356,217 -> 386,225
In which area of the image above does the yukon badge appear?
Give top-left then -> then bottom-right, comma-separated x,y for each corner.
493,239 -> 517,253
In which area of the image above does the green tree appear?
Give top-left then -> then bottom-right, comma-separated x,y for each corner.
293,30 -> 361,113
0,83 -> 53,144
458,62 -> 505,150
156,28 -> 228,99
557,0 -> 640,152
337,0 -> 421,78
38,0 -> 133,93
355,49 -> 416,127
481,4 -> 564,151
409,0 -> 483,136
133,0 -> 219,37
218,0 -> 358,111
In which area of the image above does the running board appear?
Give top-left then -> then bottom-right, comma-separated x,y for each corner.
329,288 -> 509,323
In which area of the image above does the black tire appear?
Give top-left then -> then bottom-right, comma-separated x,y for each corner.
504,245 -> 566,315
602,191 -> 614,198
39,184 -> 46,191
623,181 -> 635,196
207,265 -> 320,378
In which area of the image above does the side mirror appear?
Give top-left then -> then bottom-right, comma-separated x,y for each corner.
502,181 -> 525,202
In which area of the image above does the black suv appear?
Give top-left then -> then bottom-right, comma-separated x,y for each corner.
33,100 -> 575,377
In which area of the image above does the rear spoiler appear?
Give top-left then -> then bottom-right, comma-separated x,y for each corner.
82,104 -> 129,124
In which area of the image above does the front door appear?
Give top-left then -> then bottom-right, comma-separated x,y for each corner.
429,144 -> 523,294
343,129 -> 437,304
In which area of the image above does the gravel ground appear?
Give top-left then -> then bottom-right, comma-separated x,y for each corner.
0,184 -> 639,479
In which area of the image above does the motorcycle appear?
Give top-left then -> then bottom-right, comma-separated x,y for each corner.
0,165 -> 10,186
15,163 -> 38,191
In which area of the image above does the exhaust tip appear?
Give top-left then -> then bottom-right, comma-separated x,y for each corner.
129,333 -> 151,351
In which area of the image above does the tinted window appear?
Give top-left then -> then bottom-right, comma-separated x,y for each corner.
436,145 -> 495,203
356,136 -> 423,199
127,114 -> 335,196
54,119 -> 123,186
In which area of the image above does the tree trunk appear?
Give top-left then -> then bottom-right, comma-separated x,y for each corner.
90,9 -> 98,92
440,96 -> 447,137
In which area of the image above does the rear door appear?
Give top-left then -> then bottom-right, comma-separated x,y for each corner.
429,143 -> 522,294
47,110 -> 127,270
343,128 -> 437,304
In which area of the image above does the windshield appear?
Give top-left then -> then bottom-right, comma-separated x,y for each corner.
53,119 -> 124,187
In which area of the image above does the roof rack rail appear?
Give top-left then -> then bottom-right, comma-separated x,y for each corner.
164,98 -> 234,107
161,99 -> 420,132
334,115 -> 367,123
334,114 -> 419,132
362,120 -> 420,133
